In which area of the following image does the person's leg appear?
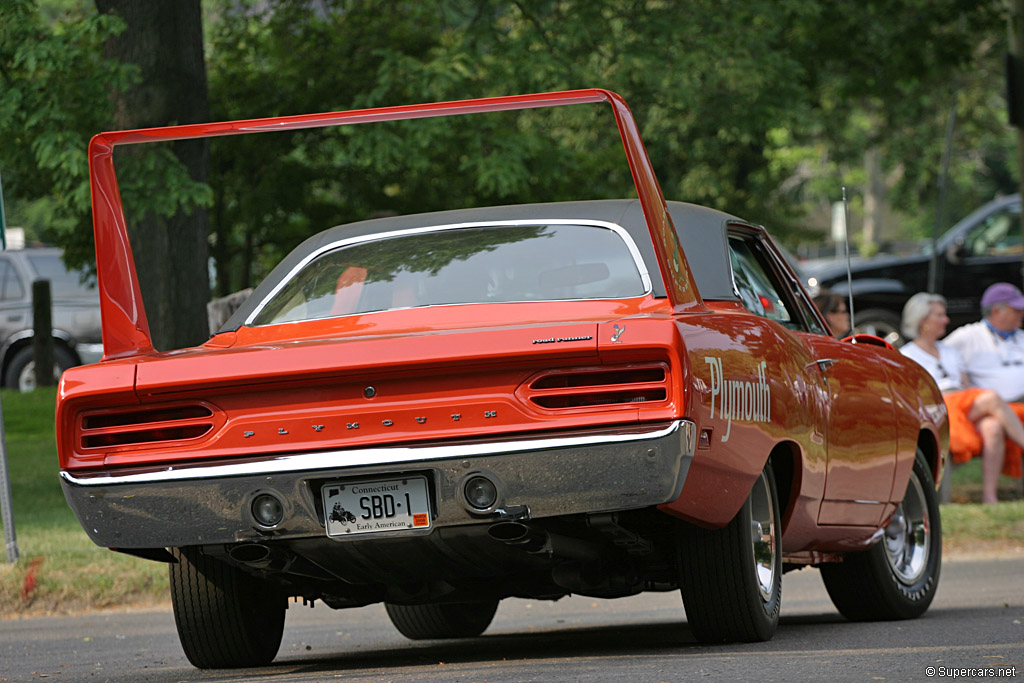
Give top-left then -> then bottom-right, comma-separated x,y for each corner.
968,390 -> 1024,450
976,415 -> 1005,504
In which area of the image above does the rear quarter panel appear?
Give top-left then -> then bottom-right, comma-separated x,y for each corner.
659,304 -> 828,531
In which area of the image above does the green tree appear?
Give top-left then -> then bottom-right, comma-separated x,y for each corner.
2,0 -> 1018,323
783,0 -> 1012,247
0,0 -> 213,350
204,0 -> 822,291
203,0 -> 1013,288
0,0 -> 129,257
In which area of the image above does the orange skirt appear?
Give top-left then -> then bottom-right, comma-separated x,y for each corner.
944,388 -> 1023,478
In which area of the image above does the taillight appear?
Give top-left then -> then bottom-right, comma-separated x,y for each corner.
520,363 -> 669,410
79,403 -> 218,449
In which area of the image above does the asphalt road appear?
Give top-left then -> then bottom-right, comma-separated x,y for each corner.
1,555 -> 1021,682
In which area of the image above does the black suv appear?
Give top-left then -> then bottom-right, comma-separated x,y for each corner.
802,194 -> 1022,345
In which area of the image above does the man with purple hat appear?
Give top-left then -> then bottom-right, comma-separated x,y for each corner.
945,282 -> 1024,402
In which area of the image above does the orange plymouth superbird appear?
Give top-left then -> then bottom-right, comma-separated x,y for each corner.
57,90 -> 948,669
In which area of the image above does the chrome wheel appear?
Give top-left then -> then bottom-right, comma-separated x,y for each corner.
852,309 -> 904,347
883,473 -> 930,585
854,320 -> 902,346
819,450 -> 941,621
17,360 -> 63,393
750,470 -> 777,601
5,345 -> 76,392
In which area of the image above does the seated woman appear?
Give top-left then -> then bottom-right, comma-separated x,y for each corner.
901,292 -> 1024,503
813,290 -> 851,338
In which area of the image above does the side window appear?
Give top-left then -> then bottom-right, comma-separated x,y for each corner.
728,234 -> 800,329
0,260 -> 25,302
963,206 -> 1022,257
792,291 -> 829,336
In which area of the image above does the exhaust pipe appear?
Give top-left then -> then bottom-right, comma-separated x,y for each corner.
228,542 -> 271,564
488,522 -> 601,562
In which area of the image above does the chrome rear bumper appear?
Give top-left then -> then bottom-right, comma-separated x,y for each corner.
61,420 -> 695,549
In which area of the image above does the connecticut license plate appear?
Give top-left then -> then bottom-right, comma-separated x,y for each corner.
322,476 -> 431,537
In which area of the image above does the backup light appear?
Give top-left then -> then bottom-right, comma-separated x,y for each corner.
464,476 -> 498,511
252,493 -> 284,527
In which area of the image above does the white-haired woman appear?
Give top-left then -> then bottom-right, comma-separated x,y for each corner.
901,292 -> 1024,503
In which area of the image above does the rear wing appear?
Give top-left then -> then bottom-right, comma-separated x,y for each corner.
88,89 -> 702,359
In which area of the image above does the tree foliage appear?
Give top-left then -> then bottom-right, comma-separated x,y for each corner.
204,0 -> 1014,291
1,0 -> 1018,317
0,0 -> 130,255
786,0 -> 1012,241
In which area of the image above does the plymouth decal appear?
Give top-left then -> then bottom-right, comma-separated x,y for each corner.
704,356 -> 771,442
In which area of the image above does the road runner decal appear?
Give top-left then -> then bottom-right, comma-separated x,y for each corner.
704,356 -> 770,442
533,335 -> 594,344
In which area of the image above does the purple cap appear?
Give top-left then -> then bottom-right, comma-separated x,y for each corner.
981,282 -> 1024,310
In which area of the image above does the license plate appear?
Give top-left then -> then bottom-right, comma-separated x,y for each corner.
322,476 -> 431,537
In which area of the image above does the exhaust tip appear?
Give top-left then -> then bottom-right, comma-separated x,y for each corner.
488,521 -> 532,543
229,543 -> 271,563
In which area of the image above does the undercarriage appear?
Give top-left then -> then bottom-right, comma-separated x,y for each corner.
194,508 -> 682,608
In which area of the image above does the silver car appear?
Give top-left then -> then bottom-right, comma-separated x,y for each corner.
0,248 -> 102,390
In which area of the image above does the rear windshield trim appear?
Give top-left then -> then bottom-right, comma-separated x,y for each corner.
244,219 -> 653,327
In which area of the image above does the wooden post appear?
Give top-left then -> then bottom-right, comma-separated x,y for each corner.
32,280 -> 54,388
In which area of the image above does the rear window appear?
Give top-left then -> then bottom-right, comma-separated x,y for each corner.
250,222 -> 648,326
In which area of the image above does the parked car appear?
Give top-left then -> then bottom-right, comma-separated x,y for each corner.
803,194 -> 1022,345
0,248 -> 102,391
57,90 -> 948,669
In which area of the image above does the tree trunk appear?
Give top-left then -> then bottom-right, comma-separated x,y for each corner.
243,231 -> 254,291
213,182 -> 230,298
94,0 -> 211,350
862,146 -> 884,255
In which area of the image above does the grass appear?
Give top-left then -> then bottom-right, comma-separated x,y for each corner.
941,500 -> 1024,541
0,388 -> 1020,617
942,458 -> 1024,551
0,388 -> 167,618
946,455 -> 1024,501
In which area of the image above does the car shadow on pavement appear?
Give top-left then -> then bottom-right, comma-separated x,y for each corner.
273,620 -> 692,673
267,615 -> 853,676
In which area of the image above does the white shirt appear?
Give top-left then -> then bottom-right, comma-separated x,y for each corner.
899,340 -> 966,392
943,320 -> 1024,401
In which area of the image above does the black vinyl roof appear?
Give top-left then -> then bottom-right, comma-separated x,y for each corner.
220,199 -> 743,333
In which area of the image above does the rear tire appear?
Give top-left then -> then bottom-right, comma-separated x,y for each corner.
819,450 -> 941,621
385,599 -> 499,640
169,547 -> 286,669
853,308 -> 903,347
5,344 -> 76,391
677,461 -> 782,642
